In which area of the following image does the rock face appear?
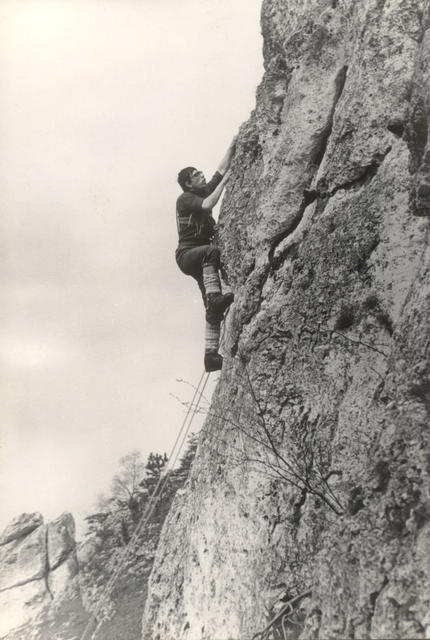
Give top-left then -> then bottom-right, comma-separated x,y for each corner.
0,513 -> 88,640
143,1 -> 430,639
0,513 -> 44,547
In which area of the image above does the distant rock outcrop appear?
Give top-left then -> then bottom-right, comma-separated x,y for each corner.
0,512 -> 88,640
0,513 -> 43,547
143,1 -> 430,639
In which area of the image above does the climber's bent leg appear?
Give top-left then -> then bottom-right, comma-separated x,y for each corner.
176,245 -> 220,277
176,245 -> 234,320
176,244 -> 233,372
203,265 -> 234,323
202,253 -> 234,323
176,245 -> 220,307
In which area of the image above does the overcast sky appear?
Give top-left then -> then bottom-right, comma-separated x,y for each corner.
0,0 -> 263,536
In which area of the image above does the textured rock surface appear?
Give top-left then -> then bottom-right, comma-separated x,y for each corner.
0,513 -> 88,640
0,525 -> 47,592
0,581 -> 49,639
47,513 -> 76,571
143,1 -> 430,639
0,513 -> 43,547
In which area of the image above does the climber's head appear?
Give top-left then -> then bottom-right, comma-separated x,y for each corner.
177,167 -> 206,192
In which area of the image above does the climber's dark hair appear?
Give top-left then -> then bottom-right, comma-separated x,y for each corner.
177,167 -> 196,192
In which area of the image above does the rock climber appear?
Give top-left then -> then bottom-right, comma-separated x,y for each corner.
176,136 -> 237,372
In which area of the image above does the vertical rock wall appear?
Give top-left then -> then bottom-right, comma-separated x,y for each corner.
143,1 -> 430,639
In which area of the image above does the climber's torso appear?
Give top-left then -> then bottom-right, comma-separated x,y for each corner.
176,171 -> 223,249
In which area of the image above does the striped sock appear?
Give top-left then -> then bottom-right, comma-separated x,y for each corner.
205,319 -> 221,353
203,263 -> 221,296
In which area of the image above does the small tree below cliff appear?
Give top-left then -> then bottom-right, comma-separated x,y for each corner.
111,450 -> 147,520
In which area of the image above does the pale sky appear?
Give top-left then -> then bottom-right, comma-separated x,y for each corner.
0,0 -> 263,536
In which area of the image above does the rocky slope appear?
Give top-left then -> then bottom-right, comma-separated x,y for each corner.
0,445 -> 197,639
0,507 -> 163,640
142,1 -> 430,639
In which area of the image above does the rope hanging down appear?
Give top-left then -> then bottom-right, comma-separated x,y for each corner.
80,370 -> 211,640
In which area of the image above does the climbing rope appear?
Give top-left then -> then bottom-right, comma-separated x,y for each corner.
80,370 -> 211,640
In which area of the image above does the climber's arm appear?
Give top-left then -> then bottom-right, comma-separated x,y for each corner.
201,170 -> 231,211
216,135 -> 237,176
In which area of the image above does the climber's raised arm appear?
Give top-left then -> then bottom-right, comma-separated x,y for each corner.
201,170 -> 231,211
216,135 -> 237,176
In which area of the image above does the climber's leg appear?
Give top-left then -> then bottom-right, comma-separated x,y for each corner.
204,319 -> 223,372
176,245 -> 233,372
175,245 -> 234,318
176,245 -> 216,307
202,259 -> 234,323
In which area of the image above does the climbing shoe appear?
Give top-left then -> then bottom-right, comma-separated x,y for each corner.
204,350 -> 223,372
206,292 -> 234,323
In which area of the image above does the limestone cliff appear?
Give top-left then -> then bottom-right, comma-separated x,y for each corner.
143,1 -> 430,639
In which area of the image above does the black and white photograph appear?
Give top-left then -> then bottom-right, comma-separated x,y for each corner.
1,1 -> 429,639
